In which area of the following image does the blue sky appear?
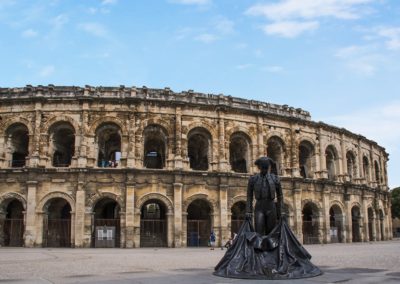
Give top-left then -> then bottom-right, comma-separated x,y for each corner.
0,0 -> 399,188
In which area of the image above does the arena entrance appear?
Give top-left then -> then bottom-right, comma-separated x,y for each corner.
140,200 -> 167,247
187,199 -> 212,247
231,201 -> 246,237
329,205 -> 343,243
351,206 -> 361,242
1,199 -> 24,247
302,202 -> 320,244
92,198 -> 121,248
43,198 -> 71,247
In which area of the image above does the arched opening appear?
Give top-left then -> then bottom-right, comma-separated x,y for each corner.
0,199 -> 24,246
302,202 -> 319,244
379,209 -> 384,241
143,125 -> 167,169
49,122 -> 75,167
374,161 -> 381,184
140,199 -> 167,247
299,141 -> 314,178
351,206 -> 361,242
363,156 -> 370,182
231,201 -> 246,237
329,205 -> 343,243
188,128 -> 211,171
229,132 -> 250,173
96,123 -> 121,168
368,207 -> 374,241
266,136 -> 285,175
346,151 -> 357,180
325,146 -> 338,181
187,199 -> 212,247
43,198 -> 71,247
92,198 -> 121,248
6,123 -> 29,167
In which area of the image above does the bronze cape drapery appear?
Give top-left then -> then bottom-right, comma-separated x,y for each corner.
214,217 -> 322,280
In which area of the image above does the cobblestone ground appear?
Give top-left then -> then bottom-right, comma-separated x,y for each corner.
1,240 -> 400,284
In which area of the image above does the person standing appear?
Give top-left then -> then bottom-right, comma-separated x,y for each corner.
209,231 -> 216,250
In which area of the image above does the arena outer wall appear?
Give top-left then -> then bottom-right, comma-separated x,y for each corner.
0,85 -> 392,248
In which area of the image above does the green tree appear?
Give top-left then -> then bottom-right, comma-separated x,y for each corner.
391,187 -> 400,219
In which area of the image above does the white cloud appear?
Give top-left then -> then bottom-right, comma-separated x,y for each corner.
235,64 -> 253,70
21,28 -> 38,38
215,18 -> 234,35
246,0 -> 373,38
246,0 -> 373,21
194,33 -> 217,43
78,22 -> 108,38
39,65 -> 55,77
51,14 -> 69,29
262,20 -> 318,38
169,0 -> 210,5
261,65 -> 284,73
376,27 -> 400,50
101,0 -> 117,5
321,101 -> 400,187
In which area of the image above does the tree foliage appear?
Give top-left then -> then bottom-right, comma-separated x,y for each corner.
391,187 -> 400,219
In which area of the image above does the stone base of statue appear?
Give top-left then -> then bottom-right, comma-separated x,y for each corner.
213,216 -> 322,280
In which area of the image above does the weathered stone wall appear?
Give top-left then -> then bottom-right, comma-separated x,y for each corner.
0,86 -> 391,248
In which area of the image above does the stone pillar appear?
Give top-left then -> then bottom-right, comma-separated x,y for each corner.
70,212 -> 75,247
290,126 -> 300,177
173,182 -> 183,247
35,212 -> 45,247
120,212 -> 126,247
182,212 -> 188,247
345,200 -> 352,243
175,108 -> 183,169
219,184 -> 229,246
322,191 -> 330,243
362,198 -> 369,242
74,183 -> 85,247
293,188 -> 303,241
317,130 -> 327,179
127,114 -> 136,168
218,113 -> 228,171
167,211 -> 174,247
0,209 -> 5,246
257,116 -> 264,158
0,134 -> 7,167
371,215 -> 377,241
125,183 -> 135,248
29,106 -> 42,167
24,181 -> 38,247
340,134 -> 348,182
133,208 -> 141,248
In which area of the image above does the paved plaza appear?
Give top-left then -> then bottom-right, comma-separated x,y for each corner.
1,240 -> 400,284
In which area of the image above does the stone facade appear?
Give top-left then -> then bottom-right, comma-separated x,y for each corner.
0,85 -> 392,248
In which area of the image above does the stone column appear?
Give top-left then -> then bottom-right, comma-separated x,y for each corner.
322,191 -> 330,243
74,182 -> 85,247
35,212 -> 45,247
0,209 -> 5,246
290,126 -> 300,177
127,114 -> 136,168
340,134 -> 348,182
125,183 -> 135,248
219,184 -> 229,246
120,212 -> 126,248
78,108 -> 89,167
182,212 -> 188,247
70,212 -> 75,247
29,105 -> 42,167
133,208 -> 141,248
167,211 -> 174,247
175,107 -> 183,169
293,188 -> 303,241
173,182 -> 183,247
24,181 -> 38,247
345,200 -> 352,243
218,112 -> 228,171
317,130 -> 327,179
0,134 -> 7,167
362,198 -> 369,242
257,116 -> 264,157
371,214 -> 377,241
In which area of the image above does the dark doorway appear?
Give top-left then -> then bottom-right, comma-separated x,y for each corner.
302,202 -> 319,244
299,141 -> 314,178
229,133 -> 250,173
187,199 -> 211,247
6,123 -> 29,167
43,198 -> 71,247
92,198 -> 121,248
188,128 -> 211,171
351,206 -> 361,242
140,200 -> 167,247
143,125 -> 167,169
266,136 -> 285,175
379,209 -> 384,241
50,123 -> 75,167
96,123 -> 122,167
329,205 -> 343,243
1,199 -> 24,246
231,201 -> 246,237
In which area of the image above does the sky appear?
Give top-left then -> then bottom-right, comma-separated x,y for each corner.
0,0 -> 399,188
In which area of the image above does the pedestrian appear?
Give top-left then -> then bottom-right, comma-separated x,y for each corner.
209,231 -> 216,250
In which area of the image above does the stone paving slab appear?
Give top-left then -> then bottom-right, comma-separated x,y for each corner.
1,240 -> 400,283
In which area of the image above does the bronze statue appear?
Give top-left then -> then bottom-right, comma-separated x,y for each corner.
246,157 -> 283,236
214,156 -> 322,280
